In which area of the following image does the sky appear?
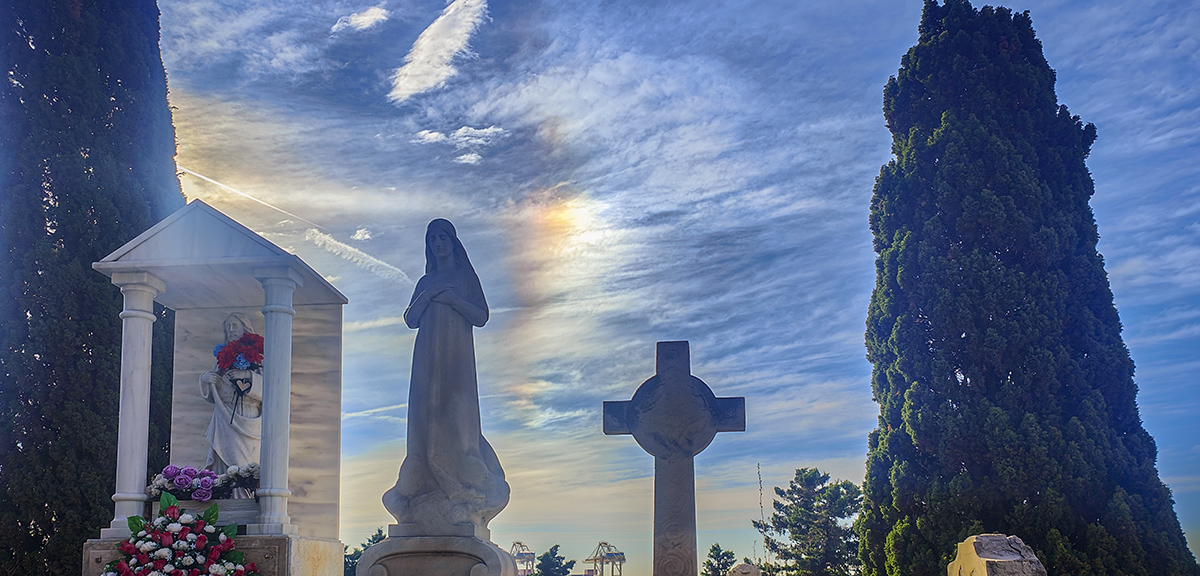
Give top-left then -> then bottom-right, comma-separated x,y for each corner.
154,0 -> 1200,572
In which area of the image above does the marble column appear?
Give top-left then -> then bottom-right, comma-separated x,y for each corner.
100,272 -> 166,539
249,267 -> 302,535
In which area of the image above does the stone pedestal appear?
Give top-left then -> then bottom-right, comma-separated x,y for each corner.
356,531 -> 516,576
947,534 -> 1047,576
82,535 -> 342,576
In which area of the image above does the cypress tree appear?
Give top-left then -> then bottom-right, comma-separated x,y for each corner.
859,2 -> 1200,575
0,0 -> 182,572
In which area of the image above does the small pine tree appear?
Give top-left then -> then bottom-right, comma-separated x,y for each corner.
534,545 -> 576,576
754,468 -> 861,576
859,1 -> 1200,576
703,543 -> 738,576
344,527 -> 387,576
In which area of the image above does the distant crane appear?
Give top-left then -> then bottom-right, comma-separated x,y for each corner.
585,542 -> 625,576
511,542 -> 536,576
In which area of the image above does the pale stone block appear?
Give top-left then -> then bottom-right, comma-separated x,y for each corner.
727,563 -> 762,576
947,534 -> 1047,576
357,535 -> 516,576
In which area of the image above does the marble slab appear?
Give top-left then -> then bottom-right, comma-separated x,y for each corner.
170,304 -> 342,540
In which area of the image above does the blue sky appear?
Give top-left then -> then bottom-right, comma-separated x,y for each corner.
156,0 -> 1200,572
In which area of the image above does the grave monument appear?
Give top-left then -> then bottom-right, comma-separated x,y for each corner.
947,534 -> 1047,576
603,341 -> 745,576
358,219 -> 516,576
81,200 -> 347,576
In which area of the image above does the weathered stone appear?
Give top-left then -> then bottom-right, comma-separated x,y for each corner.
727,562 -> 762,576
947,534 -> 1047,576
603,341 -> 745,576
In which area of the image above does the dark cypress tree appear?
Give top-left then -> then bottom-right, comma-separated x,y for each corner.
0,0 -> 182,572
858,2 -> 1200,576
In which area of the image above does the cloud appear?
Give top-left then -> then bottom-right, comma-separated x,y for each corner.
454,153 -> 482,164
351,227 -> 372,240
304,229 -> 415,284
331,5 -> 390,33
388,0 -> 488,103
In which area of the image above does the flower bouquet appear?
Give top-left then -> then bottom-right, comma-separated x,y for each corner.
148,463 -> 260,502
104,492 -> 259,576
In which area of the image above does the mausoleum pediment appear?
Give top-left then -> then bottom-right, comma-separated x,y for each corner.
93,199 -> 346,309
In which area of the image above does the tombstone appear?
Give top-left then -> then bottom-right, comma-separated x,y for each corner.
603,341 -> 745,576
727,563 -> 762,576
80,200 -> 347,576
947,534 -> 1047,576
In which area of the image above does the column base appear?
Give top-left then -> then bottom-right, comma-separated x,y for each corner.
357,533 -> 516,576
247,523 -> 300,535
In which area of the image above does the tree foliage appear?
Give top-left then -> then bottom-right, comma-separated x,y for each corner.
754,468 -> 861,576
343,527 -> 386,576
0,0 -> 182,572
534,545 -> 576,576
703,543 -> 737,576
859,1 -> 1200,576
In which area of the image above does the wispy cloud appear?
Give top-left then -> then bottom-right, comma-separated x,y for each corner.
454,152 -> 482,164
388,0 -> 488,103
331,5 -> 390,33
304,229 -> 414,284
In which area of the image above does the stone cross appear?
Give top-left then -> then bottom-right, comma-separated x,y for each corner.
603,341 -> 745,576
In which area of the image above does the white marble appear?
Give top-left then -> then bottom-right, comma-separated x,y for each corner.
100,272 -> 166,538
602,341 -> 745,576
200,313 -> 263,474
357,536 -> 516,576
94,199 -> 346,544
171,304 -> 343,539
383,219 -> 509,537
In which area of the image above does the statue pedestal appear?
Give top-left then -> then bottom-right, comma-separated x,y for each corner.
357,528 -> 516,576
82,535 -> 343,576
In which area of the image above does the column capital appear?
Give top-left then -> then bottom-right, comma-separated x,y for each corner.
110,271 -> 166,293
253,266 -> 304,287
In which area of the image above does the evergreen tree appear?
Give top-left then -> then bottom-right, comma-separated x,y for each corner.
534,545 -> 575,576
859,2 -> 1200,576
703,543 -> 737,576
754,468 -> 860,576
0,0 -> 182,573
343,527 -> 386,576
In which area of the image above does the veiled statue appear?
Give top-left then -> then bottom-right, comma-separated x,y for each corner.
383,219 -> 509,536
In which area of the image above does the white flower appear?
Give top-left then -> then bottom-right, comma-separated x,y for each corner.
219,532 -> 228,541
174,541 -> 189,550
137,530 -> 146,537
156,548 -> 172,559
182,556 -> 195,566
164,565 -> 175,572
204,525 -> 216,533
209,564 -> 227,575
167,522 -> 182,533
179,513 -> 194,524
224,561 -> 234,569
187,533 -> 198,541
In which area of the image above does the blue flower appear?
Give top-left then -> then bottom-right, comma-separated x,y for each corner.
233,355 -> 250,370
213,344 -> 225,357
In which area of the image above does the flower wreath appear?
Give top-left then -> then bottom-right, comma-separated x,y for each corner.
104,493 -> 259,576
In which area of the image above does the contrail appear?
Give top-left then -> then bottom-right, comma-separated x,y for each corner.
305,229 -> 415,285
177,165 -> 324,229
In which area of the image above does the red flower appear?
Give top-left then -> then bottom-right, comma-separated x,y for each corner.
153,559 -> 167,570
159,532 -> 173,547
120,541 -> 138,555
165,505 -> 180,520
190,569 -> 201,576
246,562 -> 258,573
195,534 -> 207,549
137,553 -> 150,565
